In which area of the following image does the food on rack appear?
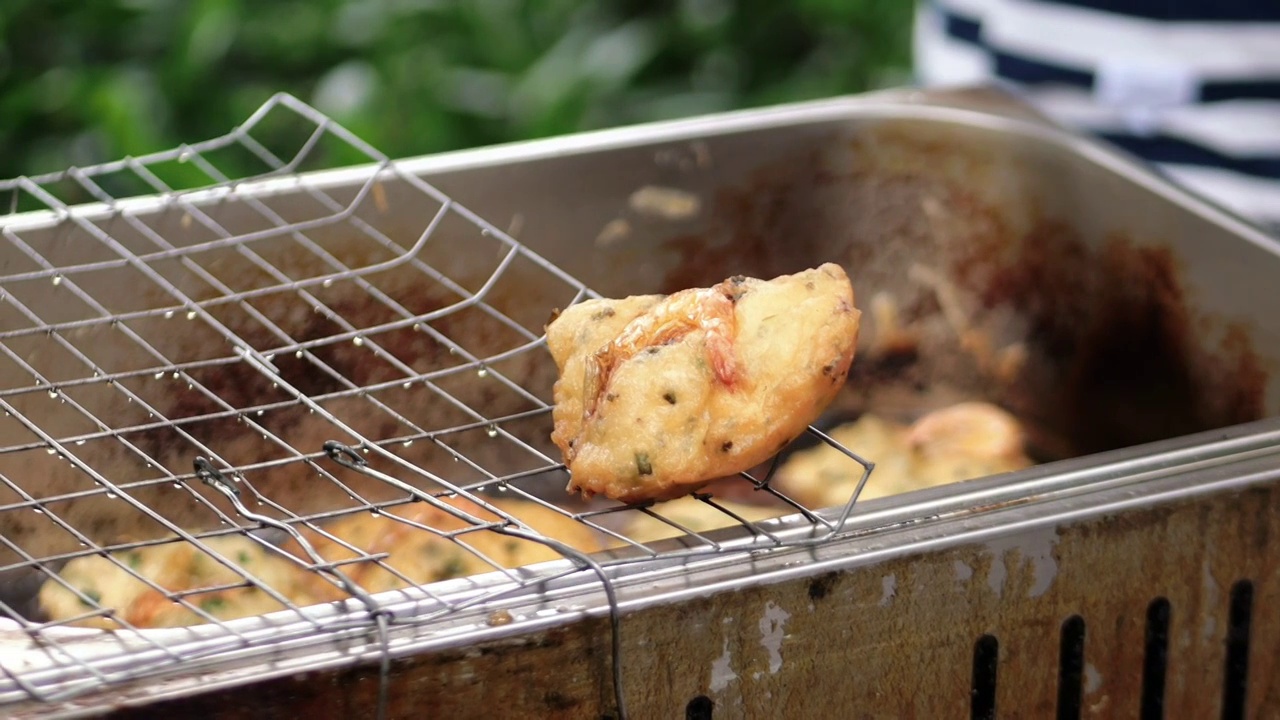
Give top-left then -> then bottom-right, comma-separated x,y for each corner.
37,534 -> 316,630
773,401 -> 1033,509
547,263 -> 861,503
38,497 -> 605,629
620,496 -> 789,544
282,495 -> 606,600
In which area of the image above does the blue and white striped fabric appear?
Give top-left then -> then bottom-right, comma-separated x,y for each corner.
912,0 -> 1280,230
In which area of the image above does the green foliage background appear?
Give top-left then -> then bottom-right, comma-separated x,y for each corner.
0,0 -> 913,184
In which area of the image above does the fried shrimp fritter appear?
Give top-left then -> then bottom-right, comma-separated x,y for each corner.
38,496 -> 606,629
773,401 -> 1034,509
37,534 -> 313,629
620,496 -> 789,544
547,263 -> 861,503
282,495 -> 606,601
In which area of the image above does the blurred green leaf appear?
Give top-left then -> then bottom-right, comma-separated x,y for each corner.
0,0 -> 913,189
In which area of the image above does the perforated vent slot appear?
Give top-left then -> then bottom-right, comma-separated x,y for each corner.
1057,615 -> 1086,719
971,633 -> 999,720
969,590 -> 1261,720
1142,597 -> 1172,719
686,694 -> 714,720
1223,579 -> 1254,720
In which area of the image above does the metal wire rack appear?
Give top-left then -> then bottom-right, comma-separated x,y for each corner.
0,93 -> 874,719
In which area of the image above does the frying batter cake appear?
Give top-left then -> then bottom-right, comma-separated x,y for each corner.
546,264 -> 862,503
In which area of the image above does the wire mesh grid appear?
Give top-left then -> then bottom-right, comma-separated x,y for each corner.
0,93 -> 873,717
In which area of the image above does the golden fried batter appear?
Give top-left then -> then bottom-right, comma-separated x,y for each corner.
37,534 -> 313,630
283,495 -> 606,601
39,497 -> 605,629
620,496 -> 789,544
547,264 -> 861,503
773,401 -> 1033,509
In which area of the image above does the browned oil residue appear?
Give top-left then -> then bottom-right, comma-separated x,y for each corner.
659,147 -> 836,295
954,223 -> 1267,455
655,129 -> 1268,463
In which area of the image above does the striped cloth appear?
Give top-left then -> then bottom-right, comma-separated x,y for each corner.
912,0 -> 1280,231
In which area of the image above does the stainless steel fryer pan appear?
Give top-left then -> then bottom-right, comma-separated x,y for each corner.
3,85 -> 1280,718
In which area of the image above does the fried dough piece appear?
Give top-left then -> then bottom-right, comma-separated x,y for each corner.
620,496 -> 790,544
39,498 -> 605,629
548,264 -> 861,503
283,496 -> 607,602
776,413 -> 915,507
38,534 -> 314,630
773,401 -> 1033,509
